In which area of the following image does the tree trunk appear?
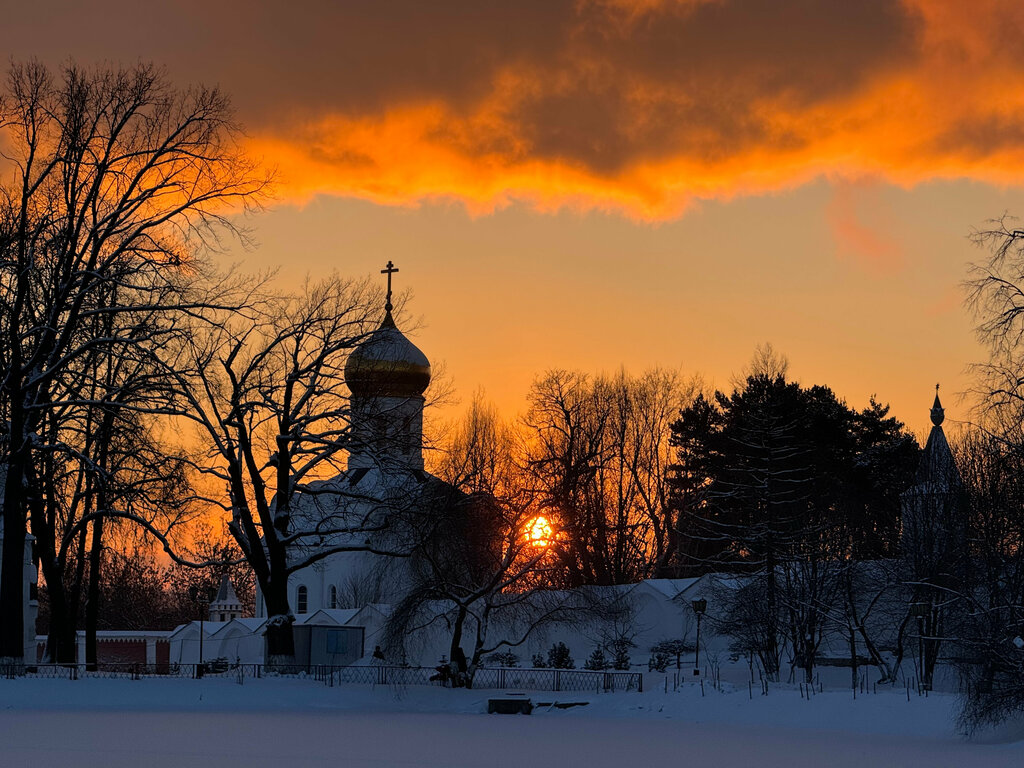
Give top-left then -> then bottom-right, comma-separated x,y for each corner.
85,516 -> 104,670
30,469 -> 75,664
449,606 -> 469,687
0,469 -> 27,664
263,577 -> 295,665
849,627 -> 858,691
0,406 -> 29,664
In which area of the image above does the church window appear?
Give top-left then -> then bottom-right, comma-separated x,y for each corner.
329,585 -> 338,610
297,585 -> 308,614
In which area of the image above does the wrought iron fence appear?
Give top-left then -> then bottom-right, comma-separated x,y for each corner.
478,668 -> 642,693
2,662 -> 641,692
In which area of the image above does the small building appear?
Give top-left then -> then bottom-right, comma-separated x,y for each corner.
35,631 -> 170,669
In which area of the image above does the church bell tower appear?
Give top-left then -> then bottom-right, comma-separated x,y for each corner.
344,262 -> 431,471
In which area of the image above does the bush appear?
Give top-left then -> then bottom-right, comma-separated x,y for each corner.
611,638 -> 634,671
484,651 -> 520,668
547,642 -> 575,669
648,650 -> 671,672
531,653 -> 547,668
584,647 -> 609,671
650,639 -> 692,671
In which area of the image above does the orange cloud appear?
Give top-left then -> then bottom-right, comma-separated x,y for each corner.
232,0 -> 1024,218
8,0 -> 1024,218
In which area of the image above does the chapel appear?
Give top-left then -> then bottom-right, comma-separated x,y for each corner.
254,263 -> 466,619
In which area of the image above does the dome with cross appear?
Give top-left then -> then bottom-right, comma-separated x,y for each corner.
345,262 -> 431,398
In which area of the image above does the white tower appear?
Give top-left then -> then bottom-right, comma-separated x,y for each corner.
344,261 -> 431,472
208,575 -> 243,622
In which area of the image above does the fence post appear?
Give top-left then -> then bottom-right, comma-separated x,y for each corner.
499,668 -> 505,690
555,669 -> 560,692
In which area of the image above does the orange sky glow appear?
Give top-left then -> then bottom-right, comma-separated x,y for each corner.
5,0 -> 1024,436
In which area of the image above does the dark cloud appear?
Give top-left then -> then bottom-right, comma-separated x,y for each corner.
3,1 -> 1021,215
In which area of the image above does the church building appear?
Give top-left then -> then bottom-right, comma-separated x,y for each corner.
255,262 -> 465,621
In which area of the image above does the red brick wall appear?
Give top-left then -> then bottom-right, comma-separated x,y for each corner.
97,639 -> 146,665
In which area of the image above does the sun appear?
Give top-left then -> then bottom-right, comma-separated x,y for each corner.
527,515 -> 552,547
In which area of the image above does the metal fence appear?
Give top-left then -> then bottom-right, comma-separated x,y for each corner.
3,662 -> 642,692
471,667 -> 642,693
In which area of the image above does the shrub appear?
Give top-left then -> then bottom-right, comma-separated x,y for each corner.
484,651 -> 520,668
584,647 -> 609,671
547,642 -> 575,669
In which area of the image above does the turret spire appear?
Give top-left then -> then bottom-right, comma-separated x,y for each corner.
931,383 -> 944,427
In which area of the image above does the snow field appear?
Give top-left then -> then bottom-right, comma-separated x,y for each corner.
0,676 -> 1020,767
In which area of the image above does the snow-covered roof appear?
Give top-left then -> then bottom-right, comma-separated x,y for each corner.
297,608 -> 362,626
168,621 -> 229,639
637,578 -> 699,599
209,618 -> 267,638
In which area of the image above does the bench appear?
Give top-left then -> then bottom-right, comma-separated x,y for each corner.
487,695 -> 533,714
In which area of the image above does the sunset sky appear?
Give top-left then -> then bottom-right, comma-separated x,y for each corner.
6,0 -> 1024,435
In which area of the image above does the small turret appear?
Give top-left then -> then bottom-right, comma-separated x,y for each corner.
208,575 -> 243,622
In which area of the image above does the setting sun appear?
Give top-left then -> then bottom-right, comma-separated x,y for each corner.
527,515 -> 552,547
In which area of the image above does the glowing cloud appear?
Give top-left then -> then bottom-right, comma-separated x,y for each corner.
8,0 -> 1024,218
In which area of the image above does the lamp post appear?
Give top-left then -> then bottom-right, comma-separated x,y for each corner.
189,585 -> 217,675
909,601 -> 929,690
692,598 -> 707,677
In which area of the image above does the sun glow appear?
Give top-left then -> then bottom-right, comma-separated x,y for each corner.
527,515 -> 553,547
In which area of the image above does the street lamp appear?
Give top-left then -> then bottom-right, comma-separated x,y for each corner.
692,598 -> 707,677
909,601 -> 930,690
189,585 -> 217,675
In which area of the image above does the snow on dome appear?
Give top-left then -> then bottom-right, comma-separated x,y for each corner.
345,311 -> 431,398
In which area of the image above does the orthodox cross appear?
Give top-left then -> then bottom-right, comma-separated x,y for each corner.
381,260 -> 399,312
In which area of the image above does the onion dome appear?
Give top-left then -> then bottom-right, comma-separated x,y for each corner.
345,310 -> 431,397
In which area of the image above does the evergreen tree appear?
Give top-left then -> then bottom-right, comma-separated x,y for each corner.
547,642 -> 575,669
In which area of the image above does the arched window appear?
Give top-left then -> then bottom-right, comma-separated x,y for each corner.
297,585 -> 308,615
329,585 -> 338,610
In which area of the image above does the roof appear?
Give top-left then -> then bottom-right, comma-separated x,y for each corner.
209,618 -> 268,638
168,621 -> 229,639
637,578 -> 700,599
210,575 -> 240,607
297,608 -> 361,626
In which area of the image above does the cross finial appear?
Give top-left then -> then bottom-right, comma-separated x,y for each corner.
381,260 -> 399,313
936,382 -> 940,393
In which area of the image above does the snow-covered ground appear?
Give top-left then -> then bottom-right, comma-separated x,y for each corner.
0,676 -> 1021,767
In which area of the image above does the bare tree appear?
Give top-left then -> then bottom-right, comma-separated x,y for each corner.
166,277 -> 432,662
0,60 -> 268,662
522,368 -> 693,586
386,395 -> 582,686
